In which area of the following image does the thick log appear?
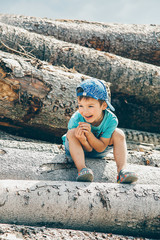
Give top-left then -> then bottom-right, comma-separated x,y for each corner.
0,180 -> 159,238
0,132 -> 159,183
0,223 -> 137,240
0,14 -> 160,66
0,22 -> 159,106
0,50 -> 111,139
0,52 -> 159,135
0,24 -> 160,132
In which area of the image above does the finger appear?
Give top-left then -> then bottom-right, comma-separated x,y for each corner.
81,126 -> 90,131
76,128 -> 81,136
79,122 -> 90,127
77,127 -> 85,136
81,124 -> 89,128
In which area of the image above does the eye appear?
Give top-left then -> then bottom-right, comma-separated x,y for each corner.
78,104 -> 83,108
89,105 -> 93,108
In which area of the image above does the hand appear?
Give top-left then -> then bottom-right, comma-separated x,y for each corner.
78,122 -> 91,136
75,125 -> 87,143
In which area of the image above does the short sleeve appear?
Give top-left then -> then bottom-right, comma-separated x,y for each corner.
101,114 -> 118,138
62,111 -> 81,144
68,111 -> 83,129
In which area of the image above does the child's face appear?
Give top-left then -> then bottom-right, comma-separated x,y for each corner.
78,97 -> 107,125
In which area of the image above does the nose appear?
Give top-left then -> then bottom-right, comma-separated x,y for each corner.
82,107 -> 89,115
80,107 -> 88,116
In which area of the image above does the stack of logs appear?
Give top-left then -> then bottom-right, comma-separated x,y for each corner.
0,14 -> 159,137
0,14 -> 159,239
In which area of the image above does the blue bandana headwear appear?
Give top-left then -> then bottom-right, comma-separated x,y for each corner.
76,78 -> 115,111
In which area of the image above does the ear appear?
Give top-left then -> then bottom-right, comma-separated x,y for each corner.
102,101 -> 107,110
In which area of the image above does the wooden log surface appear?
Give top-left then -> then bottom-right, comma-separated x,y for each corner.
0,15 -> 160,239
0,128 -> 159,239
0,22 -> 159,106
0,180 -> 159,238
0,14 -> 160,66
1,50 -> 107,139
0,223 -> 142,240
0,35 -> 160,133
0,130 -> 159,183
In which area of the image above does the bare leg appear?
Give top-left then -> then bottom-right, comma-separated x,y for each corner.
109,128 -> 127,174
67,129 -> 86,172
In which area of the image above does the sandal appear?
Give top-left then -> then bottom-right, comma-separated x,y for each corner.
117,169 -> 138,184
76,168 -> 94,182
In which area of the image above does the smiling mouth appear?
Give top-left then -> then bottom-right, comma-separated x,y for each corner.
84,115 -> 93,119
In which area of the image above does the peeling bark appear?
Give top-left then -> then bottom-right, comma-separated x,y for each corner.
0,14 -> 160,66
0,15 -> 159,240
0,180 -> 159,238
0,51 -> 111,139
0,22 -> 159,106
0,23 -> 160,132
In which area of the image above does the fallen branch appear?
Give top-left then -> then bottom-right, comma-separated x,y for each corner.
0,41 -> 39,62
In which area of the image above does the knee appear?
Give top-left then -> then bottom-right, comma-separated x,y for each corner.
112,128 -> 126,142
66,128 -> 76,140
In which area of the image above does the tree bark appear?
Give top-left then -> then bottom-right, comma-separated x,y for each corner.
0,132 -> 160,183
0,224 -> 136,240
0,16 -> 159,240
1,50 -> 110,139
0,180 -> 159,238
0,23 -> 160,133
0,14 -> 160,66
0,22 -> 159,106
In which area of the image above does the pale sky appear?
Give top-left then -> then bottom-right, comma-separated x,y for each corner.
0,0 -> 159,24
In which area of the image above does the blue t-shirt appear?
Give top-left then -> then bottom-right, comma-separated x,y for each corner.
62,109 -> 118,144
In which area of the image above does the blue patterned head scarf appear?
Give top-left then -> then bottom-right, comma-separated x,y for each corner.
76,78 -> 115,111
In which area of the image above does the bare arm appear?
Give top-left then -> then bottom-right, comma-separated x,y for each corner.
74,125 -> 93,152
79,122 -> 111,152
86,132 -> 110,152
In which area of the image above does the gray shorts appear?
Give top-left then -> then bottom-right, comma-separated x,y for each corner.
65,137 -> 113,162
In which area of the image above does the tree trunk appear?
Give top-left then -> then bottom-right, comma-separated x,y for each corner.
0,131 -> 160,183
0,22 -> 159,106
0,180 -> 159,238
0,16 -> 159,240
1,50 -> 110,140
0,24 -> 160,133
0,14 -> 160,66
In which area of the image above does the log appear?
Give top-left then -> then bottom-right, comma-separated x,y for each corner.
0,180 -> 159,238
0,14 -> 160,66
0,132 -> 160,183
0,16 -> 159,240
0,22 -> 159,106
0,223 -> 137,240
0,50 -> 110,139
0,24 -> 160,132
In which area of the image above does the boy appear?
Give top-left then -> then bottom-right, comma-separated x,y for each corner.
62,78 -> 138,183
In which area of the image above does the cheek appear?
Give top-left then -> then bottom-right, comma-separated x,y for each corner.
78,108 -> 83,115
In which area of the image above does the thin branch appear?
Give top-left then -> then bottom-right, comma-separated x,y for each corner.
0,41 -> 40,62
